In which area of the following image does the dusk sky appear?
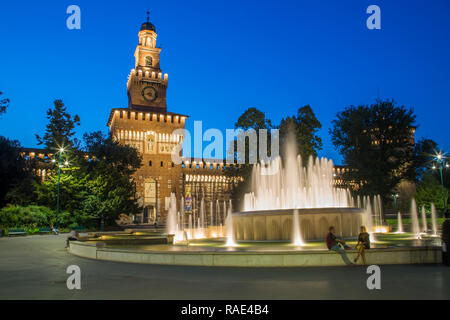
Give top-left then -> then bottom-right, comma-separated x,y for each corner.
1,0 -> 449,164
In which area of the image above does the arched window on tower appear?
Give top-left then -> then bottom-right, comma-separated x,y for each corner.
145,56 -> 152,67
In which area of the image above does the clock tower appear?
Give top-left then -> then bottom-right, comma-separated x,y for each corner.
127,12 -> 168,111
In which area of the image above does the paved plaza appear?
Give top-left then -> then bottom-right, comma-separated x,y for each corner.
0,234 -> 449,300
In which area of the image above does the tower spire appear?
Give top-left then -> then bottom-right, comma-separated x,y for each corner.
146,10 -> 150,23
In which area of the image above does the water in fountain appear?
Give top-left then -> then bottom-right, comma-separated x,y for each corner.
216,200 -> 220,225
225,205 -> 236,246
431,203 -> 438,236
364,196 -> 376,242
396,212 -> 404,233
243,131 -> 352,211
188,214 -> 193,239
223,201 -> 227,224
200,199 -> 205,229
292,209 -> 305,246
166,192 -> 177,235
376,195 -> 383,229
210,202 -> 214,226
421,205 -> 427,233
410,199 -> 420,237
373,196 -> 380,231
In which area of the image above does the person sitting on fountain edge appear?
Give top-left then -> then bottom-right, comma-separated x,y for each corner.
326,226 -> 354,265
354,226 -> 370,265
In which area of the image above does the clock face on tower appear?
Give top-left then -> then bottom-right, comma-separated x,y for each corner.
142,86 -> 158,102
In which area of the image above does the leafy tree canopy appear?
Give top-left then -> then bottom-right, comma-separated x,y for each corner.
415,172 -> 449,213
278,105 -> 322,163
36,99 -> 80,154
0,137 -> 30,207
234,107 -> 272,131
413,138 -> 438,181
226,107 -> 273,209
330,99 -> 416,201
0,91 -> 9,117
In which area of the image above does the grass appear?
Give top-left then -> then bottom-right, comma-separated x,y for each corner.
386,217 -> 445,226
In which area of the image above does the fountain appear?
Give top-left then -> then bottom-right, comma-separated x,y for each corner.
225,204 -> 236,247
421,205 -> 427,233
373,195 -> 385,232
69,137 -> 440,267
166,193 -> 177,235
210,202 -> 214,226
223,201 -> 227,226
364,196 -> 376,242
231,132 -> 365,242
244,156 -> 352,211
200,199 -> 205,229
396,212 -> 404,233
431,203 -> 438,236
292,209 -> 305,246
410,199 -> 420,237
188,214 -> 193,239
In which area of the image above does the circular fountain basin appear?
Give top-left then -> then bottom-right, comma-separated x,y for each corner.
232,207 -> 366,241
68,233 -> 441,267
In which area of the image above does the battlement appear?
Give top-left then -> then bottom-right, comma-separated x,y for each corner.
127,69 -> 168,89
107,108 -> 188,127
180,158 -> 243,172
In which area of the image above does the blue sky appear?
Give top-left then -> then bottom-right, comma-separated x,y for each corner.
0,0 -> 449,164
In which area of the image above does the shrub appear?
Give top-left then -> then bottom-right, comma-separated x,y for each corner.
0,205 -> 71,229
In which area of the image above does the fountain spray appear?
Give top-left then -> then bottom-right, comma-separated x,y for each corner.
292,209 -> 305,246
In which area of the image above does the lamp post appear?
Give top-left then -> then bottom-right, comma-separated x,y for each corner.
392,193 -> 399,212
432,153 -> 448,210
55,148 -> 65,228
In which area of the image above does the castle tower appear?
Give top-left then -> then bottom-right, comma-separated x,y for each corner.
107,13 -> 233,226
127,12 -> 168,111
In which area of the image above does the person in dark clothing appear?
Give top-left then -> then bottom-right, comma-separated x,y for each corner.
325,226 -> 354,265
354,226 -> 370,265
66,230 -> 79,248
442,210 -> 450,266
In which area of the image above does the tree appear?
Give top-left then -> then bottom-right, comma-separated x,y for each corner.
0,137 -> 30,207
35,173 -> 88,219
36,99 -> 80,154
278,105 -> 322,164
79,131 -> 142,226
234,107 -> 272,131
415,172 -> 449,213
330,99 -> 416,201
30,131 -> 143,228
413,138 -> 438,181
0,91 -> 9,117
226,108 -> 273,209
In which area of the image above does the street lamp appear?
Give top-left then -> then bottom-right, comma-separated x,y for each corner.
55,147 -> 65,229
432,152 -> 448,210
392,193 -> 399,212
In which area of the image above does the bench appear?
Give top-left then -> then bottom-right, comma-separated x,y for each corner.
7,228 -> 27,236
73,226 -> 86,231
39,227 -> 52,234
